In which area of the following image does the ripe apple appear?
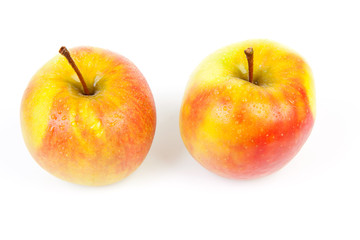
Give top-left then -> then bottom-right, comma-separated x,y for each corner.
21,46 -> 156,186
179,39 -> 315,179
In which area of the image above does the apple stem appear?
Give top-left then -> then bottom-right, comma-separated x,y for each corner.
59,46 -> 90,95
244,47 -> 254,84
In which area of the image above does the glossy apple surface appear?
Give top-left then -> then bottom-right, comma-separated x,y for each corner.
180,40 -> 315,179
21,47 -> 156,185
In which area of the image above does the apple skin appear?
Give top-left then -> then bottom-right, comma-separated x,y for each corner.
21,47 -> 156,186
179,40 -> 315,179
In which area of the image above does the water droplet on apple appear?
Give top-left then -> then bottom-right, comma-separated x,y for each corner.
97,130 -> 104,137
51,114 -> 57,120
94,74 -> 103,86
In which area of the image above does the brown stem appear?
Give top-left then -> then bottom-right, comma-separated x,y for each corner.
59,46 -> 90,95
244,47 -> 254,84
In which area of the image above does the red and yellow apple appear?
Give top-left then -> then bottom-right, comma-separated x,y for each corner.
180,39 -> 315,179
21,46 -> 156,186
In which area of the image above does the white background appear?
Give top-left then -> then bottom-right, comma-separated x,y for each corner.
0,0 -> 359,239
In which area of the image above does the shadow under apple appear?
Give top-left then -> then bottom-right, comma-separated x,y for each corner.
135,95 -> 188,178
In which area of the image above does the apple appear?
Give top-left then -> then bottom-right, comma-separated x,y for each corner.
21,46 -> 156,186
179,39 -> 315,179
